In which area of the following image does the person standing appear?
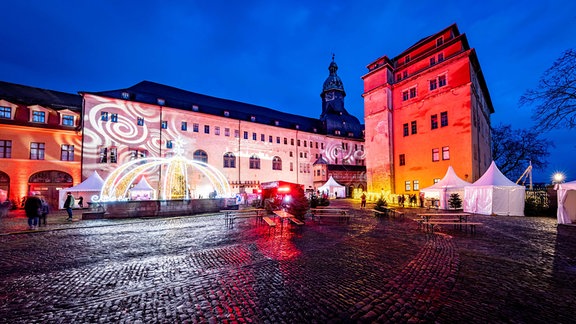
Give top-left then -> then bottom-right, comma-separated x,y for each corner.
360,193 -> 367,209
24,194 -> 42,230
39,197 -> 49,226
64,192 -> 74,221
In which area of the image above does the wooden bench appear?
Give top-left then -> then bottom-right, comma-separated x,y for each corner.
314,213 -> 351,224
262,216 -> 276,227
288,217 -> 304,226
426,221 -> 483,234
371,209 -> 387,217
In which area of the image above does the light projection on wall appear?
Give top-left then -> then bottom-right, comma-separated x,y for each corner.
323,142 -> 366,164
99,138 -> 232,201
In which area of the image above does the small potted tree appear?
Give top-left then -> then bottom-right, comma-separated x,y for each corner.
448,193 -> 463,210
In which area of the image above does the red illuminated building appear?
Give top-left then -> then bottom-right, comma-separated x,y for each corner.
363,24 -> 493,196
0,81 -> 82,208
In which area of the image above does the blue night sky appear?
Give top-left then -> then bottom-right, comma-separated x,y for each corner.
2,0 -> 575,183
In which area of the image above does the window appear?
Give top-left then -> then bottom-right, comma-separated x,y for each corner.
269,135 -> 273,143
30,142 -> 45,160
111,113 -> 118,122
62,115 -> 74,126
403,71 -> 408,78
442,146 -> 450,160
0,140 -> 12,158
405,55 -> 410,63
110,147 -> 117,163
98,146 -> 108,163
411,121 -> 417,134
403,123 -> 409,136
405,181 -> 411,191
101,112 -> 108,121
409,87 -> 417,98
223,152 -> 236,168
166,140 -> 173,149
215,126 -> 220,135
438,75 -> 447,87
289,151 -> 293,157
243,131 -> 248,139
297,140 -> 301,146
261,134 -> 265,142
272,156 -> 282,170
399,154 -> 405,166
429,79 -> 437,90
204,125 -> 210,134
290,162 -> 294,172
223,110 -> 230,117
193,123 -> 199,132
234,130 -> 239,138
413,180 -> 420,191
431,114 -> 438,129
161,121 -> 167,129
252,132 -> 257,140
433,178 -> 441,184
0,106 -> 12,119
61,144 -> 74,161
193,150 -> 208,163
130,149 -> 147,160
137,117 -> 144,126
402,90 -> 409,101
335,130 -> 341,135
249,155 -> 260,169
33,111 -> 46,123
181,122 -> 188,131
441,111 -> 448,127
225,128 -> 230,137
284,138 -> 288,145
438,53 -> 444,62
396,74 -> 402,82
432,148 -> 440,162
430,57 -> 436,66
436,37 -> 444,47
276,136 -> 280,144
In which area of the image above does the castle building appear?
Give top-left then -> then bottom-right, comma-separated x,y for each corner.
0,81 -> 82,209
80,58 -> 366,200
363,24 -> 493,197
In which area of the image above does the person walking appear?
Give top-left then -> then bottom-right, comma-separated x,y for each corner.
39,197 -> 49,226
360,193 -> 367,209
64,192 -> 74,221
24,194 -> 42,230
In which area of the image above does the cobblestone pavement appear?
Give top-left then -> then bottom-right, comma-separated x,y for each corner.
0,201 -> 575,323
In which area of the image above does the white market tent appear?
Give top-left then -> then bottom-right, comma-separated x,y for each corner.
463,161 -> 525,216
420,166 -> 470,209
318,176 -> 346,198
557,180 -> 576,224
58,171 -> 104,209
129,177 -> 155,200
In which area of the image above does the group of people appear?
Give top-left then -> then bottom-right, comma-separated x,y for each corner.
23,192 -> 75,230
397,194 -> 419,207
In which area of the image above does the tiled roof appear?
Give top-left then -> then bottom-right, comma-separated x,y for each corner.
0,81 -> 82,111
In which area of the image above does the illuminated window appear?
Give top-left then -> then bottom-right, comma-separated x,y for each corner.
276,136 -> 280,144
413,180 -> 420,190
409,87 -> 417,98
33,111 -> 46,123
224,128 -> 230,136
243,131 -> 248,139
441,111 -> 448,127
60,144 -> 74,161
204,125 -> 210,134
234,130 -> 239,138
399,154 -> 405,166
431,114 -> 438,129
101,112 -> 108,121
250,116 -> 256,122
439,75 -> 447,87
110,147 -> 117,163
442,146 -> 450,160
268,135 -> 272,143
121,92 -> 130,99
432,148 -> 440,162
215,126 -> 220,135
193,123 -> 199,132
261,134 -> 265,142
111,113 -> 118,122
249,155 -> 260,169
0,106 -> 11,119
62,115 -> 74,126
335,130 -> 341,135
272,156 -> 282,170
402,90 -> 409,101
130,149 -> 147,160
403,123 -> 409,136
30,142 -> 45,160
137,117 -> 144,126
252,132 -> 257,140
405,181 -> 411,191
161,121 -> 167,129
98,146 -> 107,163
157,98 -> 165,105
192,105 -> 199,111
411,121 -> 417,134
193,150 -> 208,163
0,140 -> 12,158
429,79 -> 437,90
181,121 -> 187,131
433,178 -> 440,184
223,152 -> 236,168
224,110 -> 230,117
166,140 -> 173,149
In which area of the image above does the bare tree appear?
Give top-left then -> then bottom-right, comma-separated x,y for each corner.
491,124 -> 553,181
520,49 -> 576,130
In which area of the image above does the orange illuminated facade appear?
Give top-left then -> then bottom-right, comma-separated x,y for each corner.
0,81 -> 82,209
363,24 -> 493,196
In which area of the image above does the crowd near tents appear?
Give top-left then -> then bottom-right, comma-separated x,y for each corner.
317,176 -> 346,198
57,171 -> 104,208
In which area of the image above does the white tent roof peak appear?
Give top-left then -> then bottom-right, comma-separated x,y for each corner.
425,166 -> 470,189
131,177 -> 154,191
472,161 -> 519,187
323,176 -> 344,187
66,171 -> 104,191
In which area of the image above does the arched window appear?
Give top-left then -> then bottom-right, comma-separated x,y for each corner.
223,152 -> 236,168
272,156 -> 282,170
193,150 -> 208,163
249,155 -> 260,169
29,170 -> 73,183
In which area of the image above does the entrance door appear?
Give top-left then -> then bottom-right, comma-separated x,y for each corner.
29,170 -> 73,210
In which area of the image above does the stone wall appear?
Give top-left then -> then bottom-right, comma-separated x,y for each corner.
98,199 -> 228,218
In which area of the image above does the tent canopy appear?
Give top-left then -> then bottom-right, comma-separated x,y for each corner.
130,177 -> 155,200
420,166 -> 470,209
58,171 -> 104,208
557,180 -> 576,224
318,176 -> 346,198
464,161 -> 525,216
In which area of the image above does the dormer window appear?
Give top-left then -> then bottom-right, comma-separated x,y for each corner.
335,130 -> 341,135
250,116 -> 256,122
192,105 -> 199,112
32,111 -> 46,123
121,92 -> 131,100
348,132 -> 354,137
224,111 -> 230,117
62,115 -> 75,126
436,37 -> 444,47
274,120 -> 280,126
0,106 -> 13,119
295,124 -> 300,130
157,98 -> 165,106
313,128 -> 317,133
